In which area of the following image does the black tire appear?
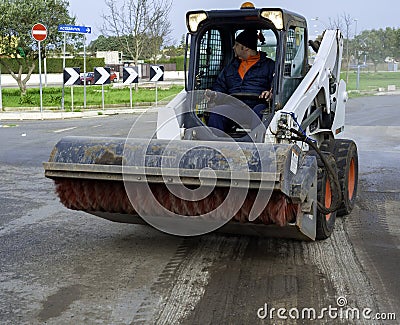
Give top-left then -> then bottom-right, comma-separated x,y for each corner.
319,137 -> 334,153
316,153 -> 338,240
333,139 -> 358,216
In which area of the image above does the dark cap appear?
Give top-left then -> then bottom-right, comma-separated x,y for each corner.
235,29 -> 258,51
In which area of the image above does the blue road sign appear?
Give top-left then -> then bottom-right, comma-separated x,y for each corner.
58,24 -> 92,34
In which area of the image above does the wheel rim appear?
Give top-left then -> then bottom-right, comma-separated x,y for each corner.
325,179 -> 332,221
348,158 -> 356,200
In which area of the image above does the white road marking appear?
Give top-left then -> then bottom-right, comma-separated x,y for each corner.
53,127 -> 77,133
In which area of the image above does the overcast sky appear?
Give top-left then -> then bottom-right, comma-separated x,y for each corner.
69,0 -> 399,44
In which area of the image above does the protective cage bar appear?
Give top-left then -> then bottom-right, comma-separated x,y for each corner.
195,29 -> 224,117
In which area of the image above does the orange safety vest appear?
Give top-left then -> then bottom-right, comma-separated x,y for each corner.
238,53 -> 260,79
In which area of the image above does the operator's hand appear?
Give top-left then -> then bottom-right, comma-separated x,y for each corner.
259,89 -> 273,101
204,89 -> 217,102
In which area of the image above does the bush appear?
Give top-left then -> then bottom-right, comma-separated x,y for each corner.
169,56 -> 185,71
154,56 -> 185,71
19,94 -> 35,105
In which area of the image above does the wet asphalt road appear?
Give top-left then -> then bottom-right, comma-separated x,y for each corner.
0,96 -> 399,324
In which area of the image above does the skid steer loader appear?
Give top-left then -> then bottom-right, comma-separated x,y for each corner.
44,3 -> 359,240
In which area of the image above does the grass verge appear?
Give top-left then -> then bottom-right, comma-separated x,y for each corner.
342,71 -> 400,97
2,84 -> 184,109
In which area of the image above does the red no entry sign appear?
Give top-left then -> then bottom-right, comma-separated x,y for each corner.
32,23 -> 47,42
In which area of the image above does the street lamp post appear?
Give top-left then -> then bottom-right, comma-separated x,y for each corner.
353,19 -> 361,89
354,19 -> 358,64
354,19 -> 358,38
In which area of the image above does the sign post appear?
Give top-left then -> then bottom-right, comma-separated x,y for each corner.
150,65 -> 164,107
32,23 -> 47,114
58,25 -> 91,109
94,67 -> 111,110
123,67 -> 139,109
63,67 -> 80,112
61,33 -> 66,110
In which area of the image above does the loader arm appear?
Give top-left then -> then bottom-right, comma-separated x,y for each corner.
268,30 -> 347,143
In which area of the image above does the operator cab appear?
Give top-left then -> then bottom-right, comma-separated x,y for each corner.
182,3 -> 309,141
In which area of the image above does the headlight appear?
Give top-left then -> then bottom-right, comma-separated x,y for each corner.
261,10 -> 284,30
186,12 -> 208,33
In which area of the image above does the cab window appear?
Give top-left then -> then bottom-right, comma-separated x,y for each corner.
282,26 -> 306,105
196,29 -> 224,90
258,29 -> 277,61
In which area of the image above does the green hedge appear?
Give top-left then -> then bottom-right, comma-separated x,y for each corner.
155,56 -> 185,71
169,56 -> 185,71
0,58 -> 105,74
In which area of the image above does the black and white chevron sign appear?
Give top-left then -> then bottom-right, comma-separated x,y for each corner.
123,67 -> 139,84
63,67 -> 80,86
150,65 -> 164,82
94,67 -> 111,85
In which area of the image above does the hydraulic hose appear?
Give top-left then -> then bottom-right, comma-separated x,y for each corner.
290,128 -> 343,215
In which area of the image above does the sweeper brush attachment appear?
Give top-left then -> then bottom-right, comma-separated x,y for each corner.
44,136 -> 319,240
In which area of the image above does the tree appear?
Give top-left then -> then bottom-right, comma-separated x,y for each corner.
359,30 -> 382,71
355,28 -> 397,72
382,27 -> 398,61
346,27 -> 400,71
146,2 -> 172,63
328,16 -> 344,31
101,0 -> 172,65
88,35 -> 121,52
0,0 -> 76,97
163,44 -> 185,58
328,12 -> 356,83
396,29 -> 400,61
